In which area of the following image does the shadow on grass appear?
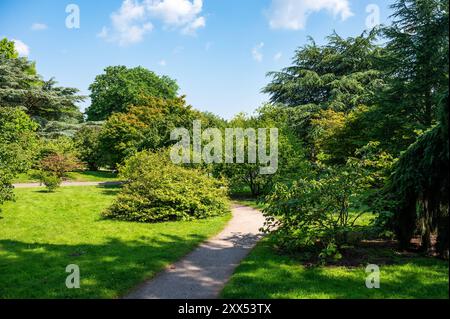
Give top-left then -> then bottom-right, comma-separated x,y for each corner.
71,170 -> 118,179
26,184 -> 121,195
0,228 -> 265,299
221,240 -> 449,299
96,184 -> 122,196
125,231 -> 264,298
35,189 -> 52,193
0,232 -> 209,299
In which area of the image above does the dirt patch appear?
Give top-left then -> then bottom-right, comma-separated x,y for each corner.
292,238 -> 440,268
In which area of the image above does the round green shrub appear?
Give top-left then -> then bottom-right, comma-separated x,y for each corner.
38,172 -> 61,192
103,150 -> 229,222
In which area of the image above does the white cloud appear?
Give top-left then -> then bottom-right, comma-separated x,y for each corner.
159,59 -> 167,66
12,39 -> 30,56
99,0 -> 205,45
31,23 -> 48,31
182,16 -> 205,35
274,51 -> 282,61
268,0 -> 353,30
145,0 -> 205,34
106,0 -> 153,46
252,42 -> 264,62
97,26 -> 109,38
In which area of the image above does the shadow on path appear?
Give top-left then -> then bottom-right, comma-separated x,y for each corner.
124,205 -> 265,299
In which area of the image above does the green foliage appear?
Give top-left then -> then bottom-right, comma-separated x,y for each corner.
263,31 -> 385,162
35,152 -> 76,191
382,0 -> 448,128
74,123 -> 103,170
39,153 -> 82,179
318,242 -> 342,263
262,162 -> 373,260
0,56 -> 84,123
386,94 -> 449,256
0,38 -> 18,59
97,96 -> 197,168
258,0 -> 449,260
38,120 -> 85,138
216,105 -> 306,196
86,65 -> 179,121
368,0 -> 450,258
35,135 -> 79,165
353,0 -> 450,155
0,107 -> 38,209
263,31 -> 382,109
38,172 -> 61,192
103,150 -> 230,223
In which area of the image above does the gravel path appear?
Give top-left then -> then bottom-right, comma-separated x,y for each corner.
13,181 -> 122,188
124,204 -> 265,299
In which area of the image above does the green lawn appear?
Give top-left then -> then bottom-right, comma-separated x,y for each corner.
13,170 -> 120,183
0,186 -> 231,298
232,199 -> 266,210
65,170 -> 120,182
221,237 -> 449,299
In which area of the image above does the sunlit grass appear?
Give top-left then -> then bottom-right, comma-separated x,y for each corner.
0,186 -> 231,298
221,237 -> 449,299
13,170 -> 120,183
224,201 -> 447,299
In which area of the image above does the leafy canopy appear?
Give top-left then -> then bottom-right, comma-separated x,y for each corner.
97,96 -> 197,168
263,31 -> 384,162
86,65 -> 179,121
0,52 -> 84,123
0,107 -> 38,209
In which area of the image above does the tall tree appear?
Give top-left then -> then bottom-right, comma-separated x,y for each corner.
387,92 -> 448,257
0,38 -> 18,59
376,0 -> 449,147
86,66 -> 179,121
263,31 -> 384,161
0,107 -> 38,211
0,55 -> 84,123
214,105 -> 306,196
381,0 -> 449,257
97,96 -> 196,168
263,31 -> 382,110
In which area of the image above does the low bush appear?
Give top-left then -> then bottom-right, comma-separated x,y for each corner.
262,163 -> 372,262
103,150 -> 230,222
74,124 -> 102,171
38,172 -> 61,192
40,153 -> 82,179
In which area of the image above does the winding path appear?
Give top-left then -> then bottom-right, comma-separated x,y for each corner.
13,181 -> 122,188
124,204 -> 265,299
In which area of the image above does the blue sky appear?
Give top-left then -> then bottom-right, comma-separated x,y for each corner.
0,0 -> 392,119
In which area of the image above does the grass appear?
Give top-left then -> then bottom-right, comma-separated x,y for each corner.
0,186 -> 231,298
13,170 -> 119,183
223,201 -> 448,299
232,199 -> 266,210
221,236 -> 449,299
65,170 -> 119,182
